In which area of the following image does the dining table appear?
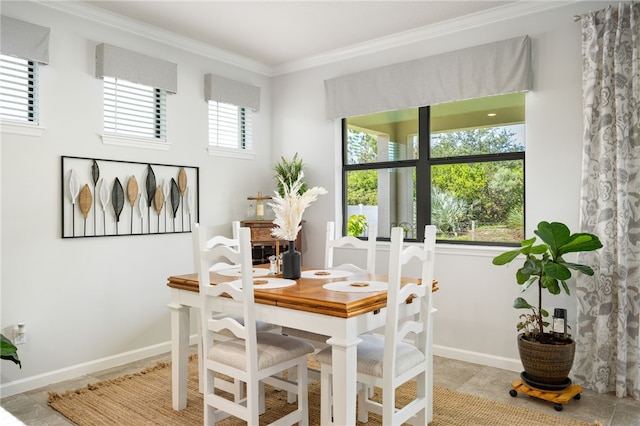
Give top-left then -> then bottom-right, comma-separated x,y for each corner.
167,266 -> 438,425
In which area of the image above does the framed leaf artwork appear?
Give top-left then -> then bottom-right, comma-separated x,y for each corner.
61,156 -> 199,238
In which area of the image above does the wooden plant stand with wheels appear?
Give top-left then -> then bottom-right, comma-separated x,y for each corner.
510,379 -> 582,411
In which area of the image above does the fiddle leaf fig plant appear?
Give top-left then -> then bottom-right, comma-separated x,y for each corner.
492,221 -> 602,342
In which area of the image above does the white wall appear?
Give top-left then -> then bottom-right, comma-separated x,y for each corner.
0,1 -> 274,395
1,0 -> 615,396
271,1 -> 613,372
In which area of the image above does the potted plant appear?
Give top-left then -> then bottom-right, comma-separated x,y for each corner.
1,333 -> 21,368
492,221 -> 602,389
273,153 -> 307,197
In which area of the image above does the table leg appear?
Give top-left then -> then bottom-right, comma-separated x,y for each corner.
168,302 -> 189,410
327,336 -> 361,426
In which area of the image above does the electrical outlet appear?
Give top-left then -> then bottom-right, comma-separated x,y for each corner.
14,333 -> 26,345
14,323 -> 26,345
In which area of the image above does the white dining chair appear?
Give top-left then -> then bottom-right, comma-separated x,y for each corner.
282,220 -> 378,383
193,224 -> 315,425
324,220 -> 377,273
193,222 -> 278,404
316,225 -> 437,425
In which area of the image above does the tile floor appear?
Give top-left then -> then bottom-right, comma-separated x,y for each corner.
2,350 -> 640,425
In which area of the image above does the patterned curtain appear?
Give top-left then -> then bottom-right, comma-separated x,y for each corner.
574,2 -> 640,399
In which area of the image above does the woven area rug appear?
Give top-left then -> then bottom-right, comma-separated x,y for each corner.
49,355 -> 598,426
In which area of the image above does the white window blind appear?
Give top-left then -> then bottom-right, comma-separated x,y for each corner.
208,101 -> 252,150
103,76 -> 166,140
0,54 -> 38,123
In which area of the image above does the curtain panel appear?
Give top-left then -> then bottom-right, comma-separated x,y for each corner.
204,73 -> 261,112
0,15 -> 50,64
95,43 -> 178,94
324,35 -> 532,120
575,2 -> 639,399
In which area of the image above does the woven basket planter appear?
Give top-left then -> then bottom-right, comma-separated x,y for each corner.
517,333 -> 575,386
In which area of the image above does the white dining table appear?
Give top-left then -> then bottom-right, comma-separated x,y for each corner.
167,269 -> 436,425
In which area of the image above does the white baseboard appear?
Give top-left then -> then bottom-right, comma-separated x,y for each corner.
2,338 -> 520,398
433,344 -> 523,372
0,334 -> 199,398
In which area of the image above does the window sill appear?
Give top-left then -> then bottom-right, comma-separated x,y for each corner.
1,121 -> 46,137
101,133 -> 171,151
207,146 -> 256,160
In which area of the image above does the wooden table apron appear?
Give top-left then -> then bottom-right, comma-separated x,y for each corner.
167,269 -> 434,425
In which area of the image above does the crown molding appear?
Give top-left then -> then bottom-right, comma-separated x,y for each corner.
34,0 -> 272,76
272,1 -> 579,76
35,0 -> 578,78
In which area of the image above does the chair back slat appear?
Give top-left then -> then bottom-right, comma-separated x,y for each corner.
384,225 -> 437,381
193,224 -> 258,369
324,220 -> 377,273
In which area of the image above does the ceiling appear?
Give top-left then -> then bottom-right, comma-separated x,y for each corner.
84,1 -> 515,70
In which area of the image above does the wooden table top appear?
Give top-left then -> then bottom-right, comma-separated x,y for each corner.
168,267 -> 438,319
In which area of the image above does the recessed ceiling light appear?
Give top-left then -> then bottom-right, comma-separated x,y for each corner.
487,113 -> 497,117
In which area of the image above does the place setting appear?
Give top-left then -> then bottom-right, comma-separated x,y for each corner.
225,277 -> 297,290
322,280 -> 388,293
300,269 -> 354,279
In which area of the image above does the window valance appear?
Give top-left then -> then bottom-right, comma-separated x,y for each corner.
0,16 -> 50,64
95,43 -> 177,94
204,73 -> 261,112
324,35 -> 532,120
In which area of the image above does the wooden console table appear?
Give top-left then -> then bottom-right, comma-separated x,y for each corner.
240,220 -> 303,264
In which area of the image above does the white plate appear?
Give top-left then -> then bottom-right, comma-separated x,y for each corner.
323,280 -> 388,293
217,267 -> 271,277
301,269 -> 355,279
227,277 -> 297,290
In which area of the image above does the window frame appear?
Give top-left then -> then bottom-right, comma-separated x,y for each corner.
342,105 -> 525,246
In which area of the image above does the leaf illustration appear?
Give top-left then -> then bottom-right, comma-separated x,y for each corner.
79,184 -> 92,219
163,179 -> 170,203
185,186 -> 193,214
145,165 -> 156,207
68,169 -> 80,204
98,178 -> 110,211
112,178 -> 124,222
178,168 -> 187,196
154,185 -> 165,214
91,160 -> 100,186
137,193 -> 146,221
127,175 -> 138,207
170,178 -> 180,218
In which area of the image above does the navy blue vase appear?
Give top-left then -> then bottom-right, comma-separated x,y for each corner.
282,241 -> 301,279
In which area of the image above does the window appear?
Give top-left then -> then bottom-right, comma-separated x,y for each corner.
103,76 -> 166,140
0,54 -> 38,124
343,93 -> 525,245
208,101 -> 252,150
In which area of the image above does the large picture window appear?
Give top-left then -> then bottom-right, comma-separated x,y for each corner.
343,93 -> 525,244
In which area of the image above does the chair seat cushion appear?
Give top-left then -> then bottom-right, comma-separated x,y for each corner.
212,313 -> 278,337
282,327 -> 330,343
209,332 -> 314,371
316,334 -> 425,378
